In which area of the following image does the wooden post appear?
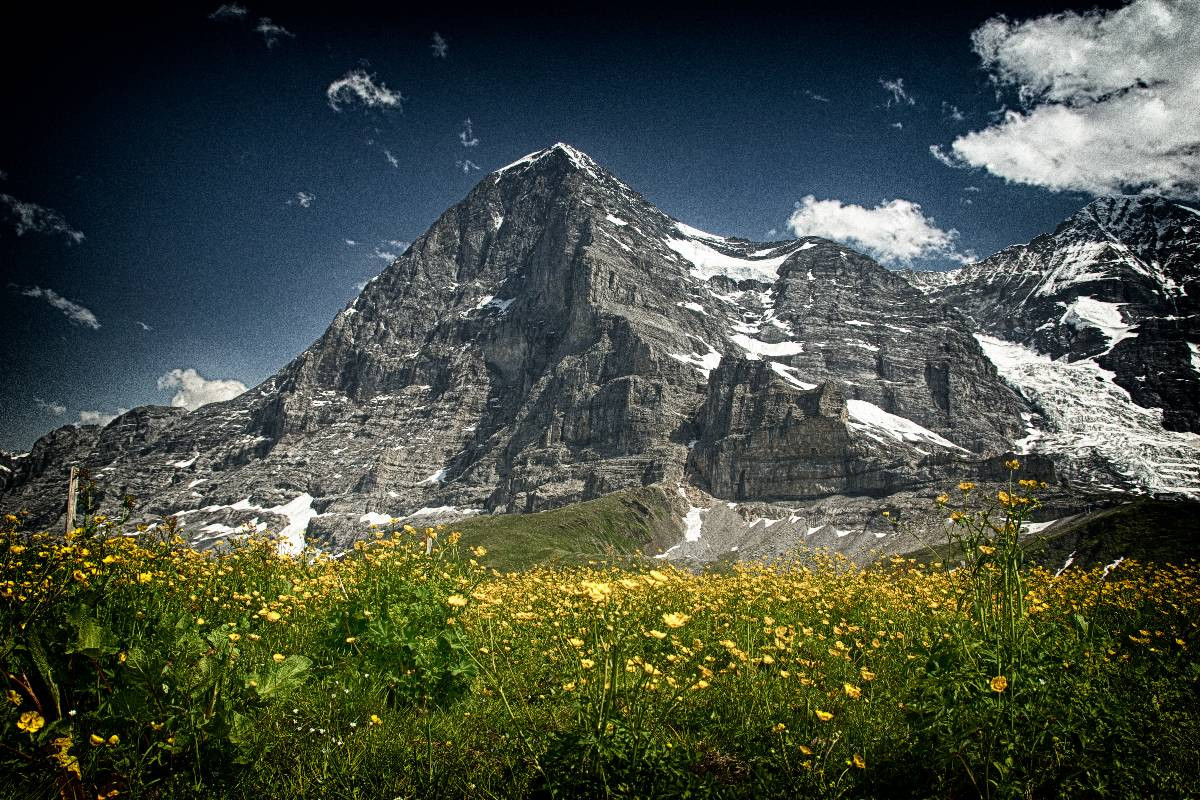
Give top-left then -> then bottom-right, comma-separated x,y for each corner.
64,466 -> 78,537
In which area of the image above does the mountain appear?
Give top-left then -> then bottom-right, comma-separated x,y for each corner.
906,195 -> 1200,497
2,146 -> 1196,563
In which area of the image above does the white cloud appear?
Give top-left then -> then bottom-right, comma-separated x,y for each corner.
208,4 -> 247,20
802,89 -> 830,103
1,193 -> 84,243
936,0 -> 1200,197
372,247 -> 397,261
156,368 -> 247,411
880,78 -> 915,107
255,17 -> 294,48
459,118 -> 479,147
431,32 -> 448,58
34,397 -> 66,416
383,149 -> 399,168
78,408 -> 125,427
786,196 -> 971,267
19,286 -> 100,328
287,191 -> 315,208
345,239 -> 358,246
386,239 -> 409,249
890,122 -> 904,130
928,144 -> 959,168
942,102 -> 966,121
456,159 -> 480,174
135,320 -> 152,331
326,70 -> 404,112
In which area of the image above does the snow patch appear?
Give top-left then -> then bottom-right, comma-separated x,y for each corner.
770,362 -> 818,390
360,512 -> 398,526
730,334 -> 803,360
668,339 -> 723,378
665,237 -> 794,283
172,456 -> 197,468
421,468 -> 448,485
605,214 -> 628,226
1060,297 -> 1136,352
846,400 -> 967,452
266,494 -> 319,556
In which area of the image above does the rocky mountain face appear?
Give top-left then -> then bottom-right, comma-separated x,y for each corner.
3,147 -> 1197,563
906,196 -> 1200,498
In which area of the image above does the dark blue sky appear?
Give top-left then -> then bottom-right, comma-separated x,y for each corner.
0,1 -> 1131,450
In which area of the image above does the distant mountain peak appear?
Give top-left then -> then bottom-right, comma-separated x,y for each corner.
494,142 -> 603,177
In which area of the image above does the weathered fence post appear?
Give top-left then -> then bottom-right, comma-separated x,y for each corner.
64,465 -> 78,537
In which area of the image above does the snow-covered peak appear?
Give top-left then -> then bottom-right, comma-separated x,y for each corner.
494,142 -> 603,177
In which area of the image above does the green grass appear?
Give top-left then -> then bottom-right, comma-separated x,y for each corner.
452,486 -> 679,571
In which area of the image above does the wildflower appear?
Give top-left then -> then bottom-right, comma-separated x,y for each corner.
72,569 -> 88,583
273,653 -> 286,663
196,618 -> 205,625
860,667 -> 876,682
345,636 -> 358,644
107,734 -> 119,746
370,714 -> 382,726
647,569 -> 669,583
661,612 -> 690,628
957,481 -> 975,492
843,682 -> 862,699
89,734 -> 105,746
580,659 -> 595,669
799,745 -> 813,755
1004,458 -> 1020,470
990,675 -> 1008,693
771,722 -> 786,733
814,709 -> 833,722
446,594 -> 468,607
6,689 -> 20,706
567,637 -> 584,648
935,494 -> 949,504
978,545 -> 996,556
137,572 -> 153,584
265,611 -> 282,622
16,710 -> 44,733
228,633 -> 241,642
852,753 -> 866,769
9,545 -> 25,554
470,546 -> 487,558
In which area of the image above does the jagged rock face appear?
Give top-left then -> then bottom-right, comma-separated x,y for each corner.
0,143 -> 1105,551
904,196 -> 1200,498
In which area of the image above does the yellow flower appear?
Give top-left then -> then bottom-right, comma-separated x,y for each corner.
446,594 -> 468,607
196,618 -> 206,626
580,659 -> 595,669
935,494 -> 949,504
265,611 -> 282,622
661,612 -> 690,629
345,636 -> 358,644
16,710 -> 44,733
771,722 -> 786,733
843,682 -> 862,699
567,637 -> 584,648
814,709 -> 833,722
137,572 -> 153,584
646,630 -> 667,640
107,734 -> 119,746
72,569 -> 88,583
6,689 -> 20,706
9,545 -> 25,554
370,714 -> 382,726
852,753 -> 866,769
799,745 -> 813,755
957,481 -> 975,492
978,545 -> 996,556
647,569 -> 669,583
860,667 -> 876,682
470,546 -> 487,558
90,734 -> 105,746
1004,458 -> 1020,471
273,653 -> 286,663
227,633 -> 241,642
990,675 -> 1008,693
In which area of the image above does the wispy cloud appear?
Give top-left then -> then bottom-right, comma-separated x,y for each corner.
787,195 -> 971,267
880,78 -> 915,107
157,368 -> 247,411
385,239 -> 409,250
78,408 -> 125,427
890,122 -> 904,130
345,239 -> 358,246
326,70 -> 405,112
135,320 -> 152,331
802,89 -> 830,103
431,32 -> 448,58
287,191 -> 315,208
934,0 -> 1200,197
208,4 -> 247,20
17,286 -> 100,329
255,17 -> 294,48
1,193 -> 84,244
941,102 -> 966,122
372,247 -> 397,261
383,148 -> 399,168
34,397 -> 66,416
456,159 -> 480,174
459,118 -> 479,147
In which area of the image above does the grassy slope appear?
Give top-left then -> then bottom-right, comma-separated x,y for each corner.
450,485 -> 680,572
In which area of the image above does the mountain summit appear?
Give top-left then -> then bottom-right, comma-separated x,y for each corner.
3,148 -> 1197,559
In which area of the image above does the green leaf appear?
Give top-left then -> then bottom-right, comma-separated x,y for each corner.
64,605 -> 119,658
253,655 -> 311,699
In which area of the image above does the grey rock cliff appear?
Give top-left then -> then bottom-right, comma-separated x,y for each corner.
3,147 -> 1194,558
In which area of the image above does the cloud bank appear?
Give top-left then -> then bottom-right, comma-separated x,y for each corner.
936,0 -> 1200,197
1,193 -> 84,243
787,196 -> 970,267
156,369 -> 247,411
